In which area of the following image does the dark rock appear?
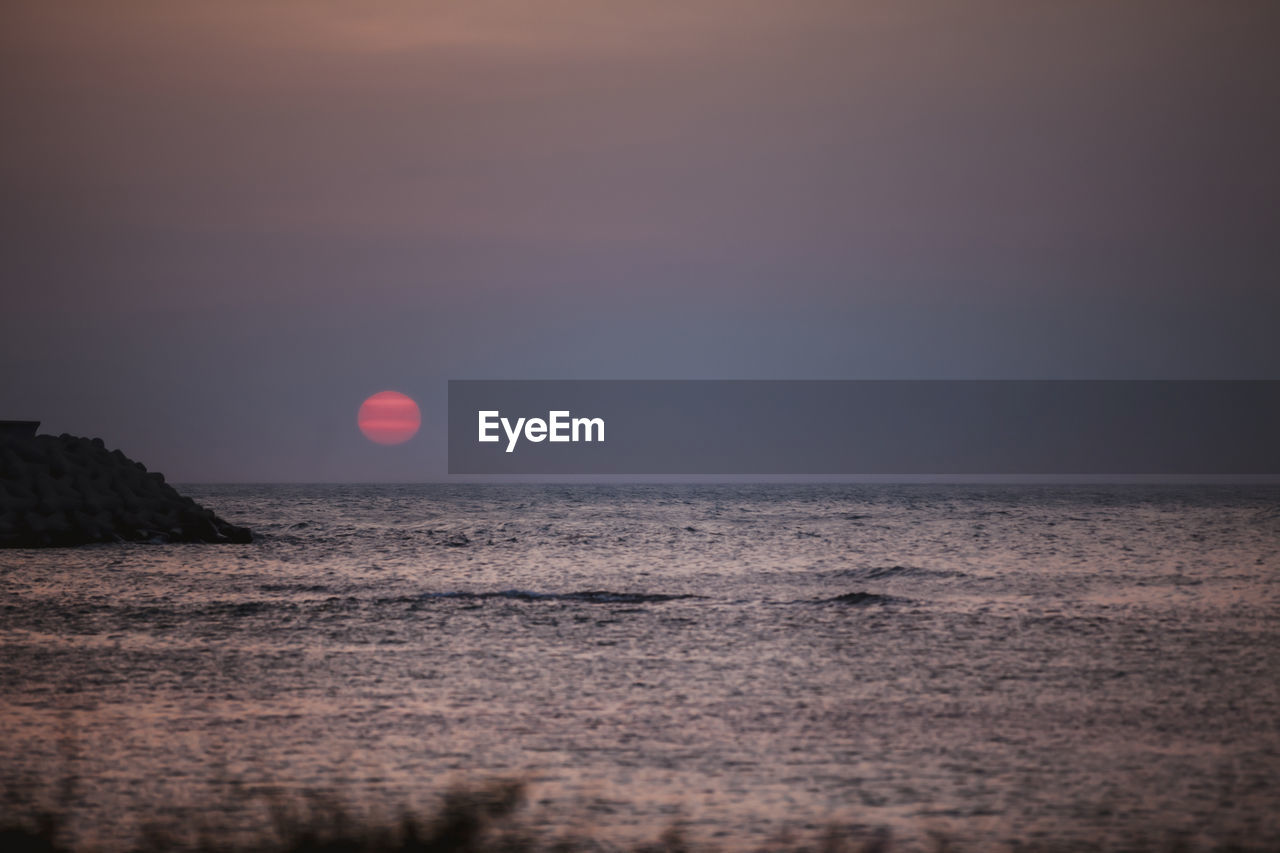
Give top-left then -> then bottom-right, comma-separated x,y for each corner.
0,420 -> 39,438
0,432 -> 252,547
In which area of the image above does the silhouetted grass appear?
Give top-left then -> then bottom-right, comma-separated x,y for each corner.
0,775 -> 1268,853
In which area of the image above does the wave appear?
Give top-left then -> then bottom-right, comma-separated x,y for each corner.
825,565 -> 964,581
258,583 -> 332,594
414,589 -> 702,604
812,591 -> 896,606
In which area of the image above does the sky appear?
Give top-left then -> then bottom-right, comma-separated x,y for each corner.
2,1 -> 1278,482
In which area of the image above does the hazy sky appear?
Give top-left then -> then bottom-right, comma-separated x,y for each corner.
2,1 -> 1278,481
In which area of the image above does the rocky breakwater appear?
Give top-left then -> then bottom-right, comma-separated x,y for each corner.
0,432 -> 252,547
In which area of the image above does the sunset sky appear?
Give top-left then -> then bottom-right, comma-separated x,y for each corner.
2,1 -> 1278,482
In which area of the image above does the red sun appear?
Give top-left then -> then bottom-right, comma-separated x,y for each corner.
357,391 -> 421,445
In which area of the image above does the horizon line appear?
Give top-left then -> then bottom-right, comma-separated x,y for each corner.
175,474 -> 1280,486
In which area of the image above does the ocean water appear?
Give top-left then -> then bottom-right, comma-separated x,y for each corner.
1,484 -> 1278,850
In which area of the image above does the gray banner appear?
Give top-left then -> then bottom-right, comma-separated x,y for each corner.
448,380 -> 1280,475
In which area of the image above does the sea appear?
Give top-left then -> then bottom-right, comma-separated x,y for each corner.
1,484 -> 1278,851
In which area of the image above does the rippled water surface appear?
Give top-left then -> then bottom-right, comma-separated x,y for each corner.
2,484 -> 1279,850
